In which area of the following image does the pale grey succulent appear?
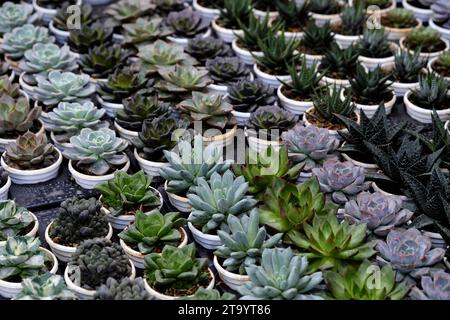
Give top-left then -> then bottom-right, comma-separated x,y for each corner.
281,124 -> 340,172
409,270 -> 450,300
0,2 -> 36,35
1,24 -> 54,59
312,159 -> 371,205
15,274 -> 76,300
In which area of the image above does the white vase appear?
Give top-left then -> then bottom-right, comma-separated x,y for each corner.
358,43 -> 399,71
213,255 -> 250,291
192,0 -> 220,23
187,221 -> 222,250
164,180 -> 191,213
252,8 -> 278,21
402,0 -> 432,23
404,90 -> 450,124
212,18 -> 244,43
277,84 -> 313,115
0,176 -> 11,201
429,18 -> 450,42
245,128 -> 282,153
311,12 -> 341,27
134,149 -> 169,177
253,64 -> 290,88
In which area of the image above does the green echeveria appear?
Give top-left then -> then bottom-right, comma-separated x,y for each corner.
1,24 -> 53,59
0,2 -> 36,35
0,95 -> 41,137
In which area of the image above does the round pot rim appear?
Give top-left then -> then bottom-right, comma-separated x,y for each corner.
231,38 -> 263,57
404,90 -> 450,115
49,20 -> 70,36
164,180 -> 189,203
303,106 -> 359,132
167,28 -> 212,44
358,43 -> 398,62
68,157 -> 131,181
343,88 -> 396,110
213,255 -> 251,281
96,94 -> 124,109
1,148 -> 62,175
212,17 -> 243,33
340,142 -> 378,169
50,131 -> 72,149
399,36 -> 450,56
187,220 -> 220,241
231,110 -> 251,117
202,124 -> 237,142
33,0 -> 82,14
253,64 -> 290,81
429,17 -> 450,34
277,84 -> 314,106
371,181 -> 409,200
382,17 -> 422,33
133,148 -> 168,168
114,121 -> 139,138
192,0 -> 220,14
0,176 -> 11,196
402,0 -> 432,14
0,118 -> 45,144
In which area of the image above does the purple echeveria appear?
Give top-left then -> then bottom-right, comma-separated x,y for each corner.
345,192 -> 414,237
409,270 -> 450,300
311,159 -> 371,204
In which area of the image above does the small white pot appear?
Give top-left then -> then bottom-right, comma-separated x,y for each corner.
0,119 -> 45,152
207,74 -> 254,95
343,89 -> 396,118
303,106 -> 359,137
335,33 -> 361,49
399,36 -> 450,63
0,247 -> 58,299
302,52 -> 323,67
231,39 -> 263,65
0,176 -> 11,201
64,260 -> 136,300
202,125 -> 237,148
134,149 -> 169,177
68,158 -> 130,190
422,231 -> 447,249
429,18 -> 450,42
382,62 -> 421,97
49,20 -> 70,44
358,43 -> 398,71
402,0 -> 431,23
245,128 -> 282,153
253,64 -> 290,88
311,12 -> 341,27
114,121 -> 138,143
167,28 -> 211,48
372,181 -> 410,203
19,72 -> 36,98
187,221 -> 222,250
0,212 -> 39,246
192,0 -> 220,23
231,110 -> 251,126
96,94 -> 123,117
33,0 -> 82,23
322,74 -> 351,88
120,227 -> 188,269
383,19 -> 422,41
144,268 -> 214,300
277,84 -> 313,115
213,255 -> 250,291
1,148 -> 62,185
212,18 -> 244,43
50,131 -> 72,156
340,145 -> 379,174
252,8 -> 278,21
279,30 -> 304,41
404,90 -> 450,124
428,57 -> 450,82
164,180 -> 191,213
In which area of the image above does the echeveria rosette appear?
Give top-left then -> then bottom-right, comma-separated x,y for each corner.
0,2 -> 36,35
409,270 -> 450,300
377,228 -> 446,280
281,124 -> 340,172
205,57 -> 251,86
165,8 -> 209,38
246,105 -> 298,140
0,95 -> 41,137
345,192 -> 414,237
123,17 -> 173,46
1,24 -> 54,59
312,159 -> 371,205
226,79 -> 276,113
186,36 -> 232,64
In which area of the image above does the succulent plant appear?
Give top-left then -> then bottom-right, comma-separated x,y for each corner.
404,27 -> 445,53
275,0 -> 311,32
319,44 -> 359,80
177,91 -> 236,131
288,210 -> 377,270
382,8 -> 419,29
64,128 -> 129,176
214,210 -> 282,275
391,49 -> 427,84
154,0 -> 185,15
4,131 -> 59,170
309,0 -> 341,14
35,0 -> 78,9
181,288 -> 235,300
434,51 -> 450,73
0,76 -> 21,98
94,277 -> 150,300
144,243 -> 209,293
188,170 -> 258,234
238,247 -> 323,300
96,171 -> 161,217
118,210 -> 185,254
205,57 -> 250,86
165,8 -> 209,39
53,4 -> 93,32
185,36 -> 232,64
324,260 -> 412,300
161,140 -> 232,195
0,95 -> 41,138
68,238 -> 131,290
0,60 -> 11,79
281,124 -> 340,171
1,24 -> 54,59
0,236 -> 49,281
410,72 -> 450,110
226,79 -> 276,113
68,22 -> 114,55
218,0 -> 252,29
236,13 -> 281,52
15,274 -> 76,300
0,200 -> 34,241
123,17 -> 173,46
431,0 -> 450,29
409,270 -> 450,300
33,71 -> 96,107
377,228 -> 446,280
349,65 -> 394,105
246,105 -> 297,140
0,2 -> 36,35
105,0 -> 154,30
49,197 -> 109,247
357,28 -> 394,59
299,22 -> 335,56
336,2 -> 366,36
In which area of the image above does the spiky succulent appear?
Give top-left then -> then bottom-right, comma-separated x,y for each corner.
336,2 -> 366,36
205,57 -> 250,86
409,270 -> 450,300
300,22 -> 335,56
350,65 -> 394,105
357,28 -> 394,58
123,17 -> 173,46
226,79 -> 276,113
161,140 -> 233,195
238,247 -> 323,300
391,49 -> 427,83
144,243 -> 209,292
382,8 -> 418,29
309,0 -> 341,14
0,2 -> 36,35
118,210 -> 185,254
68,238 -> 132,290
64,128 -> 129,176
188,170 -> 258,234
49,197 -> 109,247
236,13 -> 281,52
0,236 -> 49,281
33,71 -> 96,107
15,274 -> 76,300
181,288 -> 235,300
246,105 -> 297,139
281,124 -> 340,171
105,0 -> 154,30
53,4 -> 93,32
94,277 -> 150,300
96,171 -> 161,217
319,44 -> 359,80
404,27 -> 445,53
377,228 -> 446,280
1,24 -> 54,59
410,73 -> 450,110
185,36 -> 232,64
0,95 -> 41,138
4,131 -> 59,170
68,22 -> 114,55
0,200 -> 34,241
218,0 -> 252,29
324,260 -> 412,300
165,8 -> 209,39
275,0 -> 311,31
431,0 -> 450,29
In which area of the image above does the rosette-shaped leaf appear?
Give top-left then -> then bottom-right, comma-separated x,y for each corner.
377,228 -> 446,279
345,192 -> 414,237
182,288 -> 235,300
410,270 -> 450,300
0,200 -> 34,241
4,131 -> 58,170
281,124 -> 340,172
33,71 -> 96,106
188,170 -> 258,234
94,277 -> 150,300
246,105 -> 297,140
186,36 -> 232,64
15,274 -> 76,300
105,0 -> 154,29
205,57 -> 250,86
123,17 -> 173,46
312,159 -> 371,205
1,24 -> 54,59
0,95 -> 41,137
64,128 -> 129,176
96,171 -> 161,217
118,210 -> 185,254
238,247 -> 323,300
0,2 -> 36,35
227,79 -> 276,113
68,22 -> 114,55
165,8 -> 209,38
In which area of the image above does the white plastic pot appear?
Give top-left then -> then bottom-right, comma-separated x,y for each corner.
167,28 -> 211,48
19,72 -> 36,98
422,231 -> 447,249
1,148 -> 62,185
372,181 -> 410,203
340,144 -> 379,174
277,84 -> 313,115
335,33 -> 361,49
0,119 -> 45,152
0,248 -> 58,299
321,74 -> 351,88
303,106 -> 359,137
114,121 -> 138,143
253,64 -> 290,88
192,0 -> 220,23
402,0 -> 431,23
202,125 -> 237,148
213,255 -> 250,291
404,90 -> 450,124
0,212 -> 39,246
231,39 -> 263,65
252,9 -> 278,21
212,18 -> 244,43
245,128 -> 282,153
120,227 -> 188,269
342,89 -> 396,118
33,0 -> 82,23
187,221 -> 222,250
358,43 -> 398,71
428,56 -> 450,82
383,18 -> 422,41
0,176 -> 11,201
83,0 -> 112,5
382,62 -> 422,97
429,18 -> 450,42
311,12 -> 341,27
231,110 -> 251,126
64,260 -> 135,300
134,149 -> 169,177
68,158 -> 130,190
50,131 -> 72,156
399,36 -> 450,62
96,94 -> 123,117
164,180 -> 191,213
49,20 -> 70,44
303,52 -> 323,67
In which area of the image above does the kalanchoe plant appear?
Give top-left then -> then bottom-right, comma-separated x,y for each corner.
403,27 -> 446,53
0,200 -> 34,241
236,13 -> 281,52
324,260 -> 412,300
165,8 -> 209,39
118,210 -> 185,254
246,105 -> 297,140
68,22 -> 114,55
15,274 -> 76,300
96,171 -> 161,217
299,22 -> 335,56
68,238 -> 131,290
181,288 -> 235,300
349,65 -> 394,105
390,49 -> 427,84
377,228 -> 446,280
0,94 -> 41,139
94,277 -> 150,300
357,28 -> 395,59
275,0 -> 311,32
431,0 -> 450,29
335,3 -> 366,36
4,131 -> 59,170
409,270 -> 450,300
410,73 -> 450,110
319,44 -> 359,81
0,2 -> 36,35
281,124 -> 340,172
309,0 -> 341,15
123,17 -> 173,46
218,0 -> 252,29
381,8 -> 419,29
185,36 -> 232,64
238,247 -> 323,300
53,4 -> 93,32
49,197 -> 109,247
226,79 -> 276,113
205,57 -> 250,86
188,170 -> 258,234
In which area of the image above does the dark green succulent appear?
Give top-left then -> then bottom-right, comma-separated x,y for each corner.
218,0 -> 252,29
165,8 -> 209,39
391,49 -> 427,83
349,65 -> 394,105
336,3 -> 366,36
410,73 -> 450,110
205,57 -> 250,86
246,105 -> 297,139
53,4 -> 93,32
299,22 -> 335,56
319,44 -> 359,80
310,0 -> 341,14
357,28 -> 394,58
275,0 -> 311,32
185,36 -> 232,64
236,13 -> 282,52
94,277 -> 150,300
226,79 -> 276,113
382,8 -> 419,29
68,22 -> 114,55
